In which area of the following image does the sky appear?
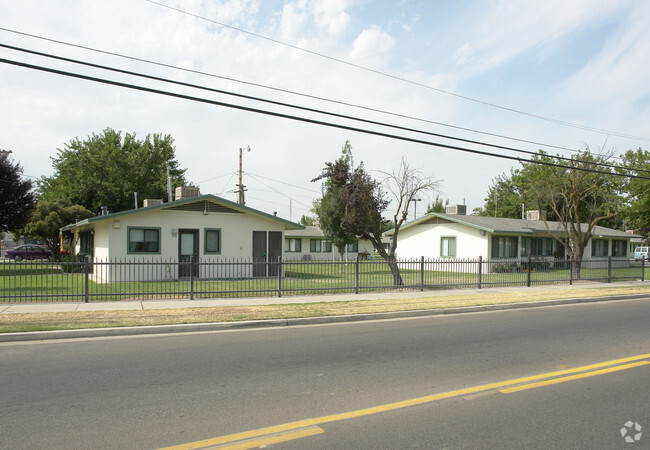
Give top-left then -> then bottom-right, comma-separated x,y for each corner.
2,0 -> 650,223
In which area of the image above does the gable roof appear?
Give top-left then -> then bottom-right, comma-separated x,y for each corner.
388,213 -> 638,239
61,194 -> 304,231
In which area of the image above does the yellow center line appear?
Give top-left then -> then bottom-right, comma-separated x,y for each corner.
161,353 -> 650,450
217,426 -> 324,450
500,360 -> 650,393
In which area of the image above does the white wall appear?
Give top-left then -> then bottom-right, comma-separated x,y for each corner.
396,222 -> 489,260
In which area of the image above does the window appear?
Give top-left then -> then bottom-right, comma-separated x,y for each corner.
205,229 -> 221,254
285,238 -> 302,252
440,236 -> 457,258
310,239 -> 322,253
128,227 -> 160,253
323,240 -> 332,252
521,237 -> 554,257
591,239 -> 609,257
346,241 -> 359,252
612,239 -> 627,257
492,236 -> 517,258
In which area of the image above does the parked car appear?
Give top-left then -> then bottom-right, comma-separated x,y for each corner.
5,245 -> 52,261
633,246 -> 650,261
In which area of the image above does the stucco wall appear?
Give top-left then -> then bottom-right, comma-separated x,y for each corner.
396,222 -> 489,260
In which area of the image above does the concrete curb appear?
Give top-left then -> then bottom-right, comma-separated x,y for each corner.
2,292 -> 647,342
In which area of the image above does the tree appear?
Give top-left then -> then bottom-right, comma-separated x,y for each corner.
523,150 -> 621,279
21,200 -> 93,259
299,214 -> 316,226
38,128 -> 189,214
619,148 -> 650,239
314,143 -> 440,285
426,195 -> 448,214
312,142 -> 359,267
0,152 -> 35,232
476,173 -> 524,218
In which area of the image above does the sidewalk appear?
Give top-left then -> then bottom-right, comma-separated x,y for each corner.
2,280 -> 648,314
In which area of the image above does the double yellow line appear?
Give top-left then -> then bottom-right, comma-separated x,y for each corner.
163,353 -> 650,449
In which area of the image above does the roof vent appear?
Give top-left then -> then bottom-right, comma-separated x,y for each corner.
174,186 -> 200,201
445,204 -> 466,215
526,210 -> 547,221
143,199 -> 163,208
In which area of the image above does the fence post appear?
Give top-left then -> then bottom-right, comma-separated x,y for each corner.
84,256 -> 90,303
354,255 -> 359,294
569,256 -> 573,285
527,255 -> 532,287
278,256 -> 282,298
420,256 -> 424,291
478,256 -> 482,289
641,258 -> 645,281
189,256 -> 194,300
607,256 -> 612,283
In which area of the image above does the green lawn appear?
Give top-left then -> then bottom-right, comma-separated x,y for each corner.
1,259 -> 647,302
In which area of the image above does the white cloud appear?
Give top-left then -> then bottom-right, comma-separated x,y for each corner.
311,0 -> 351,37
350,25 -> 395,67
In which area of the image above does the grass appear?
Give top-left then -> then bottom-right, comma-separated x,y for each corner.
1,284 -> 649,333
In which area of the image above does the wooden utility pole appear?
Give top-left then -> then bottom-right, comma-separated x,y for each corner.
237,146 -> 250,205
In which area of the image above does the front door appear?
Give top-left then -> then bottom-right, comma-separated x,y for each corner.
252,231 -> 267,277
268,231 -> 282,276
179,229 -> 199,278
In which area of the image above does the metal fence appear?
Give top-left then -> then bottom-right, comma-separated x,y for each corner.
0,256 -> 646,303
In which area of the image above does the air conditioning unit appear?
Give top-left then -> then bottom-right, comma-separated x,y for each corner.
445,204 -> 466,215
526,210 -> 547,221
174,186 -> 201,201
143,199 -> 163,207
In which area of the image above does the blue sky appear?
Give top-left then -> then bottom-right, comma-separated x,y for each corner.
1,0 -> 649,221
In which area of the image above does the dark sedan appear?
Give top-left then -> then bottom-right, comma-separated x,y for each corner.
5,245 -> 52,261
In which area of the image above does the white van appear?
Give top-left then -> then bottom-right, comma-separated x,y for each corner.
633,247 -> 649,261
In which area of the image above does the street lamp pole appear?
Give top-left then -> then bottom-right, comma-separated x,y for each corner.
411,198 -> 422,220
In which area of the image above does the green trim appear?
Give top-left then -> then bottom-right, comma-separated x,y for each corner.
440,235 -> 457,258
127,226 -> 161,255
204,228 -> 222,254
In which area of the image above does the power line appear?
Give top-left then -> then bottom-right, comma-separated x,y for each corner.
234,172 -> 321,194
2,43 -> 646,175
1,56 -> 649,181
144,0 -> 650,143
247,173 -> 312,208
0,26 -> 618,157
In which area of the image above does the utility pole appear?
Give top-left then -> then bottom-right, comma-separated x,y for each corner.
0,148 -> 12,155
237,146 -> 250,205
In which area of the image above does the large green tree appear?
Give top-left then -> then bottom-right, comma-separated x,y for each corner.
0,152 -> 35,232
22,200 -> 93,259
38,128 -> 189,214
619,148 -> 650,239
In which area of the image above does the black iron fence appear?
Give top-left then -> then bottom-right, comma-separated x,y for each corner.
0,256 -> 646,303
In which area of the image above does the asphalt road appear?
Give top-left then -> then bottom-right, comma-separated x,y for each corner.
1,297 -> 649,449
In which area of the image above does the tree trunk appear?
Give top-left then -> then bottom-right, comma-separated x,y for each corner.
387,257 -> 403,286
571,256 -> 582,280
